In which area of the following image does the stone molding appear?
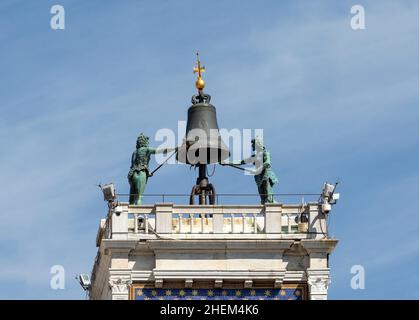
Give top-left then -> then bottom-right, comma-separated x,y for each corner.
301,239 -> 338,254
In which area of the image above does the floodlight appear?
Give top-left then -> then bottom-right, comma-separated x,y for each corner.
320,182 -> 340,212
322,183 -> 335,199
100,183 -> 116,202
77,274 -> 91,291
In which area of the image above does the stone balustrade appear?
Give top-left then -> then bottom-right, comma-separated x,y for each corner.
97,202 -> 328,245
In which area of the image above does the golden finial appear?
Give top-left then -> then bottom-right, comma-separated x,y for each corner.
193,52 -> 205,91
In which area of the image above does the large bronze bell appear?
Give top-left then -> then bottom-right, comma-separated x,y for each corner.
177,92 -> 229,205
177,93 -> 229,165
178,53 -> 230,205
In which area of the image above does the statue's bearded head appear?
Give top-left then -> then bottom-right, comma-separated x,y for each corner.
251,137 -> 264,152
136,133 -> 150,148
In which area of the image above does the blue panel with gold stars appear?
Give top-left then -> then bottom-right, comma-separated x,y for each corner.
133,288 -> 303,300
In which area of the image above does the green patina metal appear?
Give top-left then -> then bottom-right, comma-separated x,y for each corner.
250,138 -> 279,204
128,133 -> 176,205
223,138 -> 278,204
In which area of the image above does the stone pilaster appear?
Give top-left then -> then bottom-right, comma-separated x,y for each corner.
307,269 -> 331,300
301,239 -> 338,300
108,277 -> 132,300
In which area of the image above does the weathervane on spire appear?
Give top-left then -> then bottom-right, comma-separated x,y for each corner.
193,52 -> 206,92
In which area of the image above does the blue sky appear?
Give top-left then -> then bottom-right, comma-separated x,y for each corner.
1,0 -> 419,299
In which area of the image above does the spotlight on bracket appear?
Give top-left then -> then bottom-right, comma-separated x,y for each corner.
76,274 -> 91,291
99,183 -> 117,202
320,181 -> 340,214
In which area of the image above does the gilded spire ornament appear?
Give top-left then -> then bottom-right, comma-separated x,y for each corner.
193,52 -> 206,91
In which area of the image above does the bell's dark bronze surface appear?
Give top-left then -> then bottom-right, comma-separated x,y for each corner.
177,94 -> 229,165
176,91 -> 229,205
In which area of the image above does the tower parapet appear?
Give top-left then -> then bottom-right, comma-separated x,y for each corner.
90,197 -> 338,300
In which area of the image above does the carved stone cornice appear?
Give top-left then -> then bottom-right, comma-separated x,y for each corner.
147,239 -> 294,252
300,239 -> 338,254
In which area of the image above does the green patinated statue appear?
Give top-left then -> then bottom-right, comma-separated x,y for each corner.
128,133 -> 177,205
245,138 -> 278,204
224,138 -> 279,204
